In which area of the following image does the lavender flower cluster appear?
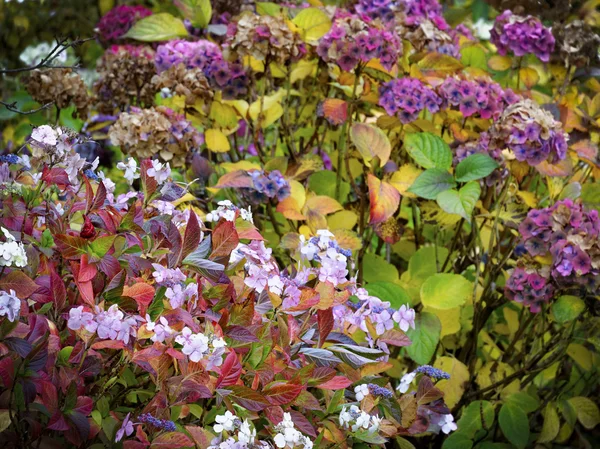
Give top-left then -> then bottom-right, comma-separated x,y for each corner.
505,266 -> 555,313
488,99 -> 568,166
437,76 -> 520,120
248,170 -> 291,202
379,78 -> 441,123
354,0 -> 397,23
415,365 -> 451,380
317,15 -> 402,72
138,414 -> 177,431
97,5 -> 152,45
155,39 -> 223,73
490,10 -> 555,62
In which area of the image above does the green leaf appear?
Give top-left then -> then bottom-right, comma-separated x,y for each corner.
350,123 -> 391,168
581,183 -> 600,211
455,153 -> 498,182
457,401 -> 495,438
309,171 -> 350,200
124,13 -> 188,42
88,235 -> 116,259
408,246 -> 449,279
362,253 -> 399,283
420,273 -> 472,310
292,8 -> 332,42
406,312 -> 441,365
256,2 -> 285,16
408,169 -> 456,199
441,433 -> 473,449
460,46 -> 488,71
404,132 -> 453,170
436,181 -> 481,221
551,295 -> 586,324
499,403 -> 530,449
505,392 -> 540,414
365,282 -> 414,308
175,0 -> 212,28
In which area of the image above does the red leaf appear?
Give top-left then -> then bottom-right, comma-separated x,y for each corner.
379,329 -> 411,347
289,410 -> 317,438
317,376 -> 352,390
215,170 -> 254,189
215,351 -> 242,388
42,166 -> 70,188
48,411 -> 70,431
368,174 -> 400,225
74,396 -> 93,415
224,385 -> 270,411
0,271 -> 39,299
91,340 -> 125,350
123,283 -> 155,315
50,270 -> 66,311
308,367 -> 336,386
149,432 -> 193,449
0,357 -> 14,388
209,220 -> 239,263
263,383 -> 304,406
180,210 -> 201,263
184,426 -> 212,449
90,180 -> 107,212
80,215 -> 96,239
140,159 -> 159,201
78,255 -> 97,282
265,406 -> 284,425
317,308 -> 334,347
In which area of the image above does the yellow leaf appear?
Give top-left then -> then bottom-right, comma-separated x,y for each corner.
426,306 -> 461,337
390,164 -> 422,198
433,357 -> 469,408
221,161 -> 262,173
292,7 -> 332,42
332,228 -> 362,251
417,53 -> 463,75
223,99 -> 249,118
476,361 -> 514,389
328,210 -> 358,230
538,402 -> 560,443
517,190 -> 538,208
519,67 -> 539,89
172,193 -> 197,207
567,343 -> 593,371
503,306 -> 520,339
291,60 -> 317,83
567,397 -> 600,429
488,55 -> 512,71
205,129 -> 231,153
290,180 -> 306,210
209,101 -> 239,128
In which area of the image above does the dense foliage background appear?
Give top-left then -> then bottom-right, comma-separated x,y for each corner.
0,0 -> 599,448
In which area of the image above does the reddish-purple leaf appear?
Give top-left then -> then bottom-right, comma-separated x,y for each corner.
224,385 -> 270,411
0,271 -> 39,299
0,356 -> 14,388
42,166 -> 70,188
215,170 -> 254,189
215,351 -> 242,388
290,410 -> 317,438
226,325 -> 259,343
180,210 -> 201,263
210,220 -> 240,264
263,383 -> 304,406
317,308 -> 334,347
416,376 -> 444,405
379,329 -> 412,347
317,376 -> 352,390
122,283 -> 155,315
149,432 -> 193,449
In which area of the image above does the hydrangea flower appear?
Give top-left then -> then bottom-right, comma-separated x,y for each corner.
426,412 -> 458,434
339,405 -> 381,433
0,228 -> 27,268
415,365 -> 451,380
138,413 -> 177,431
147,160 -> 171,184
368,383 -> 394,398
154,39 -> 223,73
205,200 -> 253,223
379,78 -> 441,124
115,413 -> 134,442
117,157 -> 140,185
490,10 -> 555,62
397,371 -> 416,393
317,15 -> 402,72
0,289 -> 21,322
97,5 -> 153,45
214,411 -> 237,433
354,383 -> 370,401
248,170 -> 291,202
151,264 -> 186,287
273,413 -> 313,449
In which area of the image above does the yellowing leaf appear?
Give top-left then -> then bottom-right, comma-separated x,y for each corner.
390,165 -> 422,198
124,13 -> 188,41
567,397 -> 600,430
205,129 -> 231,153
210,101 -> 239,128
417,53 -> 463,75
517,190 -> 538,208
538,402 -> 560,443
367,174 -> 400,225
291,59 -> 317,83
427,306 -> 461,337
221,161 -> 262,173
350,123 -> 391,167
519,67 -> 539,89
328,210 -> 358,230
292,8 -> 332,42
433,357 -> 469,408
289,180 -> 306,210
488,55 -> 513,71
567,343 -> 593,371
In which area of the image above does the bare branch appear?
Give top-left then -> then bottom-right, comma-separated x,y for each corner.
0,37 -> 93,75
0,100 -> 54,115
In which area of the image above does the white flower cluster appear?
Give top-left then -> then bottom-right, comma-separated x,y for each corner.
396,371 -> 416,394
339,405 -> 381,434
425,411 -> 457,434
205,200 -> 253,224
209,411 -> 260,449
273,413 -> 313,449
175,327 -> 226,369
19,42 -> 68,66
0,289 -> 21,322
0,228 -> 27,268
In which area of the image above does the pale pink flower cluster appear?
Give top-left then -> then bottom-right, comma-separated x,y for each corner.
151,264 -> 186,286
175,327 -> 227,368
165,282 -> 198,308
67,304 -> 143,345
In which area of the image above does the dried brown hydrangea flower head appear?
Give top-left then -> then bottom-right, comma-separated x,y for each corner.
151,64 -> 213,106
228,13 -> 305,65
109,106 -> 201,167
553,21 -> 600,68
93,46 -> 157,114
25,68 -> 90,119
396,17 -> 456,56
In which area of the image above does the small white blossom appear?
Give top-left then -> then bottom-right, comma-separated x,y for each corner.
354,384 -> 370,401
0,289 -> 21,322
117,158 -> 140,185
397,371 -> 416,393
214,411 -> 237,433
147,160 -> 171,184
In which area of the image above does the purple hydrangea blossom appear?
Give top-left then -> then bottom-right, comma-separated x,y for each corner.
490,10 -> 555,62
249,170 -> 291,202
138,413 -> 177,432
379,77 -> 441,123
415,365 -> 451,380
368,383 -> 394,398
155,39 -> 223,73
97,5 -> 152,45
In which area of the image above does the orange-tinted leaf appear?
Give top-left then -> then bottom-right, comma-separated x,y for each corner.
318,376 -> 353,390
320,98 -> 348,126
304,195 -> 343,216
149,432 -> 193,449
350,123 -> 391,167
368,174 -> 400,224
123,283 -> 155,315
0,271 -> 39,299
536,157 -> 573,177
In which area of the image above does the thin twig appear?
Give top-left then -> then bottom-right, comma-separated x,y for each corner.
0,100 -> 54,115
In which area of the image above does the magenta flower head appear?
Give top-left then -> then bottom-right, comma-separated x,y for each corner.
154,40 -> 223,74
490,10 -> 555,62
97,5 -> 152,46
